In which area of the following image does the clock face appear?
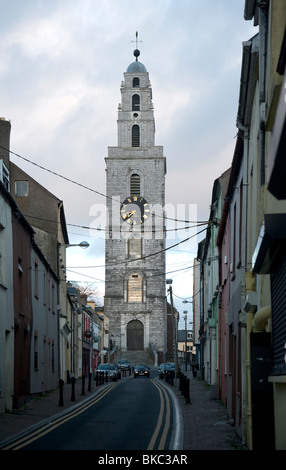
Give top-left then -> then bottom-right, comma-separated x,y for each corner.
120,196 -> 150,225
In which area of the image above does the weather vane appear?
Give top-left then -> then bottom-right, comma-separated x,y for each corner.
131,31 -> 142,61
131,31 -> 142,50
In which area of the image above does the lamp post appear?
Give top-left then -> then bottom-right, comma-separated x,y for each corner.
183,299 -> 196,376
183,310 -> 188,371
166,279 -> 178,384
57,240 -> 90,382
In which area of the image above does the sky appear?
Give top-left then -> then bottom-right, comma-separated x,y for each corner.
0,0 -> 257,327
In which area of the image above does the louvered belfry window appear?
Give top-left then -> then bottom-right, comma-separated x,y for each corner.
133,77 -> 140,87
128,237 -> 142,259
130,173 -> 140,196
132,94 -> 140,111
128,273 -> 143,302
132,125 -> 140,147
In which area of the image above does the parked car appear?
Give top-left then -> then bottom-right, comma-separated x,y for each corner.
158,362 -> 175,379
118,359 -> 131,372
134,364 -> 150,378
95,363 -> 118,381
114,364 -> 121,380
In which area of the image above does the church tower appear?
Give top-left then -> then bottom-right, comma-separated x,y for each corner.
104,38 -> 167,364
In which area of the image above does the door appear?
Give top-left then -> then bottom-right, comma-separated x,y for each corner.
127,320 -> 144,350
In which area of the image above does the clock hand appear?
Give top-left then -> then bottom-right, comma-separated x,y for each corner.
122,210 -> 136,220
127,210 -> 136,217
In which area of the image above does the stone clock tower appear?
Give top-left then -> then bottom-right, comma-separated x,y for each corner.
104,42 -> 167,365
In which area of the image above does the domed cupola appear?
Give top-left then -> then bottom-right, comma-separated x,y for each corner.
126,49 -> 147,73
126,33 -> 147,73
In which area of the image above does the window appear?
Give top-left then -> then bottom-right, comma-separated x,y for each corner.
130,174 -> 140,196
34,260 -> 39,299
0,160 -> 10,191
133,77 -> 140,87
15,181 -> 29,197
128,237 -> 142,259
132,125 -> 140,147
132,94 -> 140,111
128,273 -> 143,302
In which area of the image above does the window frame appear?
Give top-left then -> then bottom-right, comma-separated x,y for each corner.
133,77 -> 140,87
132,94 -> 140,111
132,125 -> 140,147
130,173 -> 140,196
128,272 -> 143,302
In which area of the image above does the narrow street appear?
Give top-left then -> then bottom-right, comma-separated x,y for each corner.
2,372 -> 177,451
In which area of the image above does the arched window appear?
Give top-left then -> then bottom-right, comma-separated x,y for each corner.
132,125 -> 140,147
132,94 -> 140,111
133,77 -> 140,87
128,273 -> 142,302
130,173 -> 140,196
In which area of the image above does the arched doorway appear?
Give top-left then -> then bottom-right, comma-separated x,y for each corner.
127,320 -> 144,350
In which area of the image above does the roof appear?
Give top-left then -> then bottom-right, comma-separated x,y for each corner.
126,60 -> 147,73
178,330 -> 193,342
126,47 -> 147,73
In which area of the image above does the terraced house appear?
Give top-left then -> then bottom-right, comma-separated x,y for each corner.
196,0 -> 286,450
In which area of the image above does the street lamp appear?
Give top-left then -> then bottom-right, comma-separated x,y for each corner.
63,241 -> 90,249
183,299 -> 193,372
183,311 -> 188,371
166,279 -> 178,384
57,240 -> 90,382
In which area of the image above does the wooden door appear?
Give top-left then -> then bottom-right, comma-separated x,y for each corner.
127,320 -> 144,350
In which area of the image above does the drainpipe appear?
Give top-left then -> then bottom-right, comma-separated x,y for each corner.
252,305 -> 271,332
258,0 -> 269,187
246,312 -> 254,450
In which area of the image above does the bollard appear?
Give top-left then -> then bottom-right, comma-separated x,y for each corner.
95,371 -> 99,386
88,372 -> 92,391
186,378 -> 190,404
179,374 -> 191,404
59,379 -> 64,406
71,377 -> 75,401
81,374 -> 85,395
183,375 -> 187,398
179,373 -> 182,391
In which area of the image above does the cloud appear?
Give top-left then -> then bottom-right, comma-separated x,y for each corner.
0,0 -> 258,319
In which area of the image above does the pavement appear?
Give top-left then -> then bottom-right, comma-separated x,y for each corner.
0,368 -> 247,451
166,371 -> 247,451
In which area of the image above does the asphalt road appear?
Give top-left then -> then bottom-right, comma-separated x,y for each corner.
9,373 -> 175,450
